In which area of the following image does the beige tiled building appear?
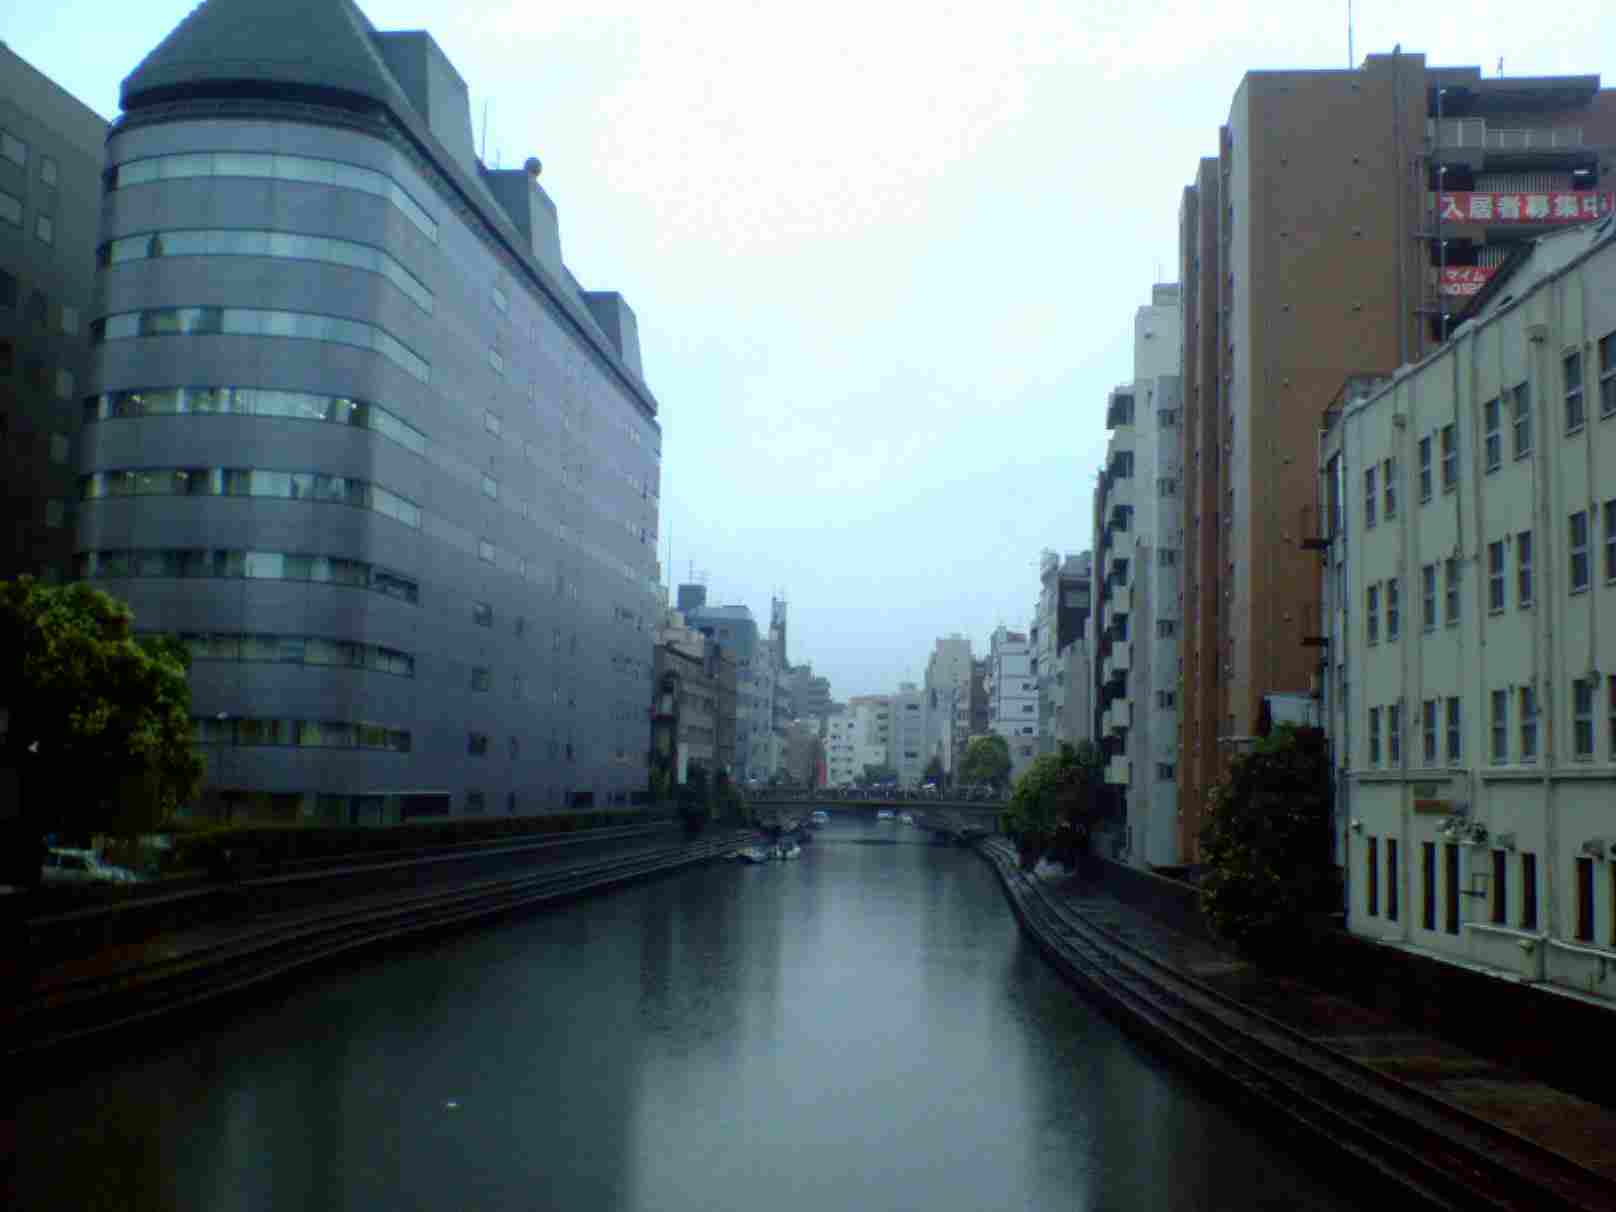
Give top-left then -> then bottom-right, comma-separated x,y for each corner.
1321,217 -> 1616,1002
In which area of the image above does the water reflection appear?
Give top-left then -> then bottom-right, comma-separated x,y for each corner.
14,818 -> 1363,1211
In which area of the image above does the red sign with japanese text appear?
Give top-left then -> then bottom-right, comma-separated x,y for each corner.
1438,191 -> 1614,224
1439,266 -> 1497,296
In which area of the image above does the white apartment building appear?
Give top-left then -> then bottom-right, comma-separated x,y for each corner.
825,708 -> 857,787
1097,285 -> 1184,868
987,626 -> 1039,781
846,694 -> 894,782
925,634 -> 973,773
1322,218 -> 1616,1003
892,683 -> 929,785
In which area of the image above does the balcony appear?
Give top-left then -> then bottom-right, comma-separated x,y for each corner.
1105,756 -> 1131,786
1429,117 -> 1586,154
1106,390 -> 1135,430
1109,585 -> 1133,614
1103,642 -> 1131,683
1105,700 -> 1131,735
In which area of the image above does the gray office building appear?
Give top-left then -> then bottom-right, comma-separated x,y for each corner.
76,0 -> 663,822
1,45 -> 105,583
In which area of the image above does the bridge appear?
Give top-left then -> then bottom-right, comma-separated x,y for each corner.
744,796 -> 1004,844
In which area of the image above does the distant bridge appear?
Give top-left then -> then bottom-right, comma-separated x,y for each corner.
745,796 -> 1003,843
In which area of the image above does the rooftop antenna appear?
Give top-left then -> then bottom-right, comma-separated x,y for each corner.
480,101 -> 489,163
1347,0 -> 1353,69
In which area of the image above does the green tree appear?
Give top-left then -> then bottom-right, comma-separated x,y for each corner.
959,734 -> 1011,790
1198,725 -> 1337,957
1,579 -> 203,870
1005,741 -> 1106,869
858,763 -> 898,787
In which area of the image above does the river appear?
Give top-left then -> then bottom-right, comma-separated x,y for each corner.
10,817 -> 1364,1210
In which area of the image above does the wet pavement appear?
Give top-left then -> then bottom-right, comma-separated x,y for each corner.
1035,866 -> 1616,1181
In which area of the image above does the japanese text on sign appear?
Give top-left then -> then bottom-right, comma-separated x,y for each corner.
1438,192 -> 1614,224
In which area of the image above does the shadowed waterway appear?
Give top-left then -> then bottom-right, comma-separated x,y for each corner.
11,819 -> 1364,1210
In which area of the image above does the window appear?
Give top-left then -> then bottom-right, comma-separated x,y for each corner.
1483,397 -> 1501,471
491,284 -> 508,313
1517,530 -> 1534,607
1491,849 -> 1507,926
1157,477 -> 1178,497
1366,583 -> 1379,645
1157,408 -> 1178,427
1600,332 -> 1616,418
1368,707 -> 1381,765
1386,839 -> 1399,921
1519,686 -> 1538,761
40,155 -> 57,187
1520,853 -> 1538,930
472,601 -> 492,627
1422,563 -> 1437,629
110,151 -> 438,241
1572,678 -> 1595,759
1491,689 -> 1508,763
1444,558 -> 1460,626
1418,436 -> 1433,501
467,732 -> 489,756
1156,763 -> 1176,780
479,539 -> 495,563
1564,351 -> 1586,433
1388,703 -> 1402,764
1575,858 -> 1595,942
1367,837 -> 1379,916
84,387 -> 427,454
1610,675 -> 1616,761
1487,542 -> 1505,612
1445,697 -> 1461,763
34,214 -> 53,246
1364,466 -> 1377,528
1569,510 -> 1590,591
1156,619 -> 1176,638
0,189 -> 18,227
1156,690 -> 1176,708
99,228 -> 435,313
1604,500 -> 1616,582
54,368 -> 75,400
1444,843 -> 1460,935
1421,699 -> 1437,763
487,347 -> 504,374
1386,577 -> 1400,640
60,305 -> 78,335
1158,548 -> 1177,567
0,130 -> 26,166
471,667 -> 492,691
94,307 -> 429,382
484,410 -> 502,436
1437,423 -> 1455,491
1422,842 -> 1437,931
1511,382 -> 1532,458
481,474 -> 498,500
1383,458 -> 1397,518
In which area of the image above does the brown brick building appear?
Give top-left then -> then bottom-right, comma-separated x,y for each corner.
1175,54 -> 1616,862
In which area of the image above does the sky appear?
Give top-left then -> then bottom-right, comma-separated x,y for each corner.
9,1 -> 1614,697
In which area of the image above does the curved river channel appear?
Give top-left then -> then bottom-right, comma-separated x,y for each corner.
12,818 -> 1366,1210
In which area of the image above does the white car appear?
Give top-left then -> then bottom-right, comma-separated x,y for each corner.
876,809 -> 895,821
42,848 -> 138,885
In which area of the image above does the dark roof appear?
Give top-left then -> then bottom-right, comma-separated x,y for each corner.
121,0 -> 410,113
116,0 -> 660,418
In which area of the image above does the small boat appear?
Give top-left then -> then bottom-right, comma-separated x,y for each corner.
734,846 -> 771,864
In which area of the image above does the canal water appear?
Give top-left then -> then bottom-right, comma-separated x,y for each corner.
11,818 -> 1363,1210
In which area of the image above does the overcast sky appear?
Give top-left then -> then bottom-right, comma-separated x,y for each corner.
10,2 -> 1614,697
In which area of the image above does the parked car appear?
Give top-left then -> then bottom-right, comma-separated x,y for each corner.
42,848 -> 138,885
876,809 -> 895,821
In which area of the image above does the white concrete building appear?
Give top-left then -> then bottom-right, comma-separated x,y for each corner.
924,634 -> 973,774
1321,217 -> 1616,1003
1097,284 -> 1184,868
892,683 -> 929,786
987,626 -> 1039,781
824,707 -> 857,787
846,694 -> 894,782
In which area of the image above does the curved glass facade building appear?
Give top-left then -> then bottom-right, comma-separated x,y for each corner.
81,0 -> 663,822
